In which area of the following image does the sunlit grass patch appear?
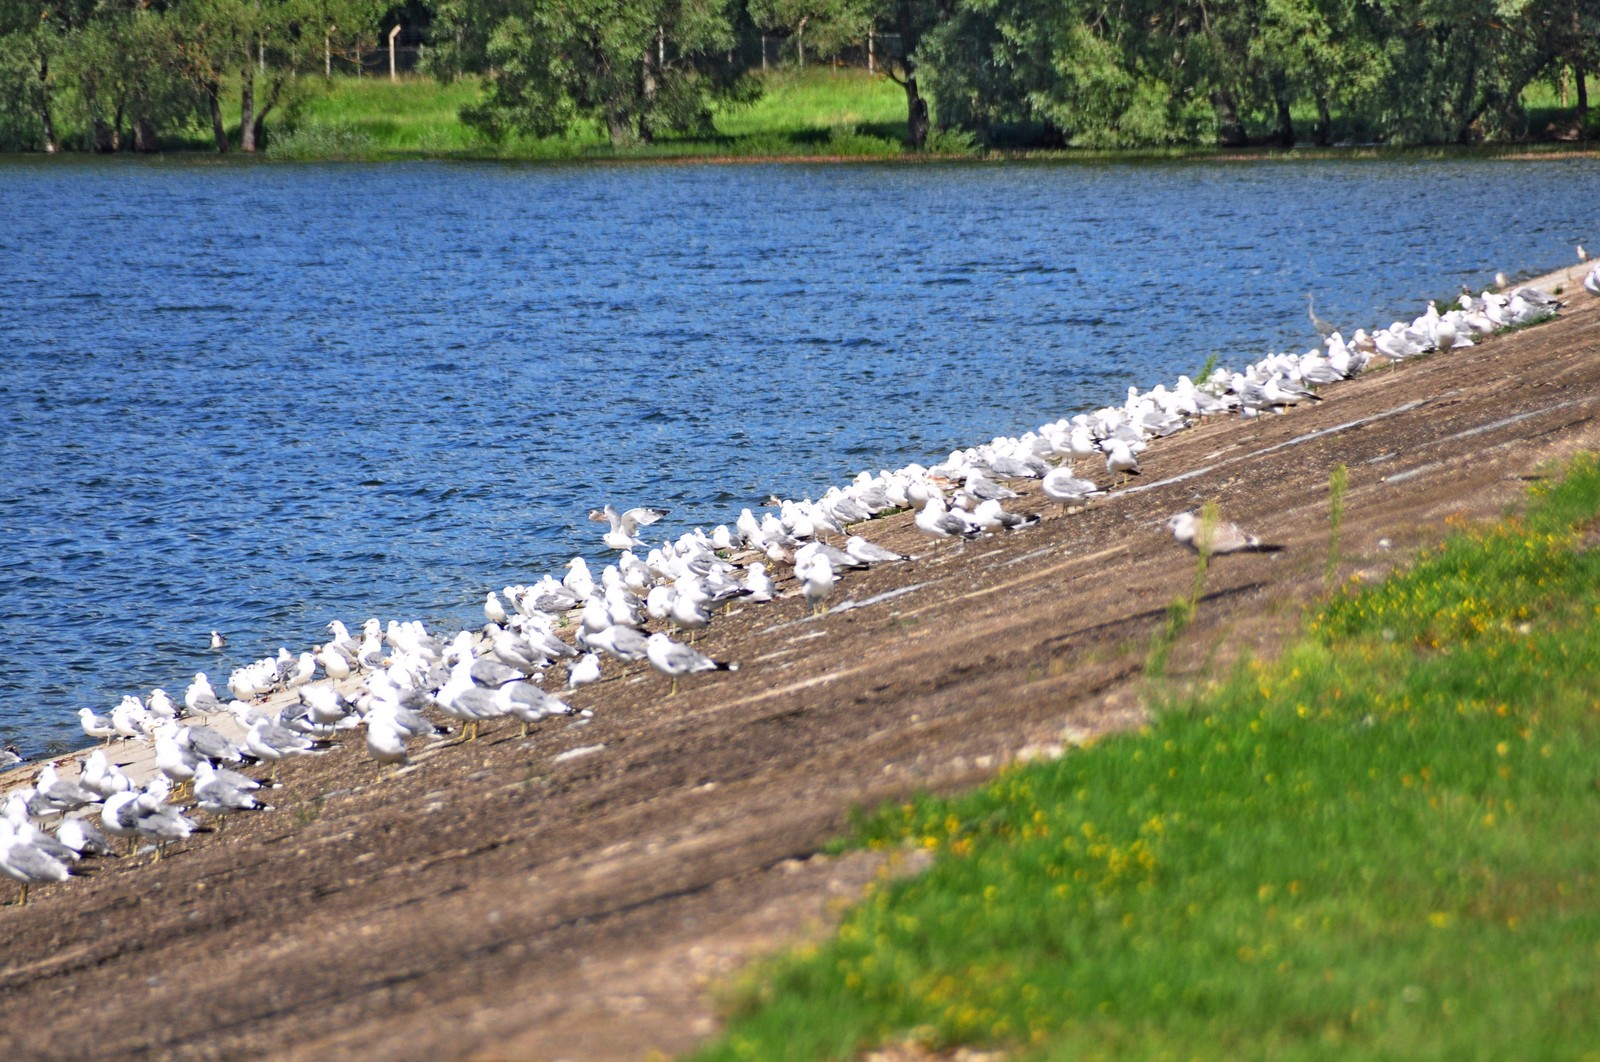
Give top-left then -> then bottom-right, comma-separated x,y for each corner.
690,455 -> 1600,1061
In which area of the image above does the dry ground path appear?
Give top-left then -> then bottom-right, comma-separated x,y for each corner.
2,265 -> 1597,1060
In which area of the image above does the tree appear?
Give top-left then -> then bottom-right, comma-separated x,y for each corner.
747,0 -> 872,67
60,2 -> 193,152
915,0 -> 1215,148
0,0 -> 101,152
463,0 -> 756,147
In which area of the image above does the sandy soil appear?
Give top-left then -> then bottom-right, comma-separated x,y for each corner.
2,263 -> 1597,1060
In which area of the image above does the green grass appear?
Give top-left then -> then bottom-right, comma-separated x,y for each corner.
276,76 -> 487,156
264,67 -> 919,160
690,456 -> 1600,1061
164,67 -> 1600,161
711,67 -> 909,152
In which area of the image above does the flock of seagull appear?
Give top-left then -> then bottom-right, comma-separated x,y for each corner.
4,266 -> 1594,906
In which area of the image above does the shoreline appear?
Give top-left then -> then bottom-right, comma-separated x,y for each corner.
4,256 -> 1589,783
3,261 -> 1599,1057
5,141 -> 1600,168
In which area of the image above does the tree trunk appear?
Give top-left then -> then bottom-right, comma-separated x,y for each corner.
1271,78 -> 1294,148
208,81 -> 229,152
1578,67 -> 1590,134
88,86 -> 118,153
91,118 -> 117,152
1211,91 -> 1246,147
797,17 -> 807,67
36,53 -> 57,155
895,0 -> 929,151
1313,89 -> 1331,147
253,74 -> 287,150
133,114 -> 158,153
639,48 -> 657,144
240,65 -> 257,152
606,109 -> 633,147
904,80 -> 929,150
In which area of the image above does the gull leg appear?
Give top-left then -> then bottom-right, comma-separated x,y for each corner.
18,884 -> 28,906
669,676 -> 679,697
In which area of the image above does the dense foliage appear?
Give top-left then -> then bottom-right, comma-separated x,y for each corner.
0,0 -> 1593,152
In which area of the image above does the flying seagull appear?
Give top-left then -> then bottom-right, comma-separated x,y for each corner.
589,505 -> 670,550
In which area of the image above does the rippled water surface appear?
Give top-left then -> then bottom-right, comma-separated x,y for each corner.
2,156 -> 1596,754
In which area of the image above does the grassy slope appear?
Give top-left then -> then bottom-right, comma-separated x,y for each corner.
689,458 -> 1600,1061
269,67 -> 911,160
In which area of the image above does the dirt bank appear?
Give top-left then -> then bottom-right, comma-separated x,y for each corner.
2,265 -> 1597,1060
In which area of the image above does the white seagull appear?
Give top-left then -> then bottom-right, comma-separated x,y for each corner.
589,505 -> 670,550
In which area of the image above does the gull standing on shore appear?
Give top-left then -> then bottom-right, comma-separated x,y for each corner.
645,632 -> 738,695
1041,467 -> 1104,507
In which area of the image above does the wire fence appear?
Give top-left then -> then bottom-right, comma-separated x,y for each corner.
757,33 -> 902,72
326,44 -> 427,78
311,38 -> 902,81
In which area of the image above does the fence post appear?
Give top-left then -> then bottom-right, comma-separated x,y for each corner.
389,25 -> 401,82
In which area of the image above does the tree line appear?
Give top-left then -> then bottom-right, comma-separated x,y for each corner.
1,0 -> 1594,153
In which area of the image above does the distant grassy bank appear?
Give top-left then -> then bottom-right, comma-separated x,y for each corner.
690,458 -> 1600,1061
253,69 -> 1598,163
267,67 -> 916,161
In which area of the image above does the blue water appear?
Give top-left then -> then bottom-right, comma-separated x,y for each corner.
2,157 -> 1596,756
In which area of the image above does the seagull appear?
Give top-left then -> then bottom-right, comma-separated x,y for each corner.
567,653 -> 601,690
742,562 -> 776,602
645,632 -> 738,696
1585,264 -> 1600,297
56,815 -> 118,858
914,497 -> 981,540
590,504 -> 670,550
31,764 -> 99,816
844,535 -> 911,564
586,623 -> 650,663
971,498 -> 1040,532
433,666 -> 505,743
154,730 -> 203,786
796,554 -> 837,615
1166,512 -> 1284,555
484,591 -> 510,626
500,682 -> 570,737
243,718 -> 327,774
1104,440 -> 1142,485
1,819 -> 73,905
80,750 -> 132,799
1307,292 -> 1337,337
193,762 -> 273,817
1040,468 -> 1104,506
363,713 -> 412,768
209,630 -> 228,650
78,707 -> 116,744
101,790 -> 201,858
